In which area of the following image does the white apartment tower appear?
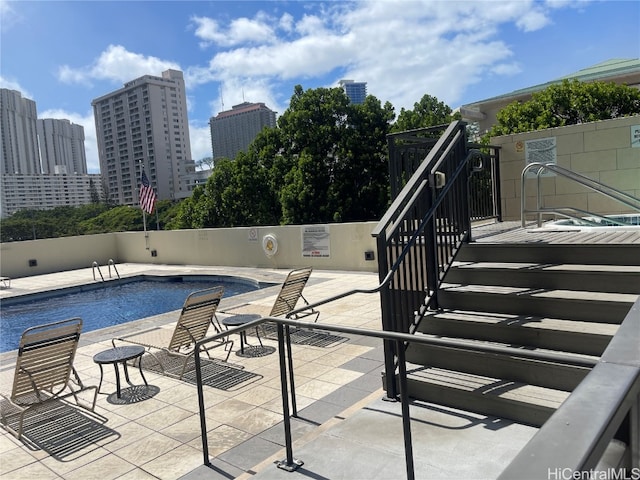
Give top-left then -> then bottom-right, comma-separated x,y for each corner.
0,89 -> 101,218
210,102 -> 277,161
0,89 -> 40,174
92,69 -> 192,205
38,118 -> 88,174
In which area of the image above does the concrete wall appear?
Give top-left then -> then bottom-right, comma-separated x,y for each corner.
0,233 -> 118,278
0,222 -> 379,279
492,115 -> 640,221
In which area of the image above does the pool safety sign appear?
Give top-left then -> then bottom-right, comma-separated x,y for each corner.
632,125 -> 640,148
302,226 -> 330,257
525,136 -> 557,177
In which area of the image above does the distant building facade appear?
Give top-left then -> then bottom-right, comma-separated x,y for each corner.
210,102 -> 277,161
0,88 -> 99,218
0,89 -> 40,175
92,69 -> 194,205
38,118 -> 87,174
1,173 -> 104,217
339,79 -> 367,104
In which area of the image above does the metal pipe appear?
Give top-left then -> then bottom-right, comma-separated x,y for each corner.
285,325 -> 298,416
396,339 -> 415,480
194,344 -> 211,466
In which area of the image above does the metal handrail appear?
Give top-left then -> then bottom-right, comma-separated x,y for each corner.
107,259 -> 120,279
193,315 -> 597,479
521,162 -> 640,227
91,261 -> 104,282
499,298 -> 640,477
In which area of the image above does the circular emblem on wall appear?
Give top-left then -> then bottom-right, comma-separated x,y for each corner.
262,234 -> 278,257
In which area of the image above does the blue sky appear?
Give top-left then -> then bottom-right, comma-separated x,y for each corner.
1,0 -> 639,174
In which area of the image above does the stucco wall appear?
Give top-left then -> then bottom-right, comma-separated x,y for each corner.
0,222 -> 379,279
491,116 -> 640,221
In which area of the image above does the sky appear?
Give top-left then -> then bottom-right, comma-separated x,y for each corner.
1,0 -> 639,174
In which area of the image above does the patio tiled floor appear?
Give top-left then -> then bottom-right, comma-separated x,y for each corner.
0,266 -> 385,479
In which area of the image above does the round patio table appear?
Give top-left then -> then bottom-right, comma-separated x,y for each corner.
222,314 -> 271,357
93,345 -> 148,398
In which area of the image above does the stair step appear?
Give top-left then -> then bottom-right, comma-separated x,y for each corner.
457,243 -> 640,266
417,310 -> 617,356
446,262 -> 640,294
403,365 -> 570,426
438,283 -> 637,323
405,334 -> 593,391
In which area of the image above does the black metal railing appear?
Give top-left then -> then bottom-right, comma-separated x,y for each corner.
373,120 -> 491,396
193,315 -> 598,480
387,127 -> 501,222
468,142 -> 502,221
499,297 -> 640,478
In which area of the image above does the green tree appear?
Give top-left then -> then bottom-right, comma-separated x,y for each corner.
277,85 -> 394,223
78,206 -> 144,233
392,94 -> 458,132
488,80 -> 640,136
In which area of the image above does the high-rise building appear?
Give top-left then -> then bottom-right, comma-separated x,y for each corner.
210,102 -> 277,161
1,89 -> 99,218
92,69 -> 193,205
38,118 -> 87,174
0,89 -> 40,174
338,79 -> 367,104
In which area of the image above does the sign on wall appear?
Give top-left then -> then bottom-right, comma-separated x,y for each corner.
302,226 -> 330,257
631,125 -> 640,148
525,136 -> 557,177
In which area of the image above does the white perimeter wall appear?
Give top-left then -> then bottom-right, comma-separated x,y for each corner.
0,222 -> 379,278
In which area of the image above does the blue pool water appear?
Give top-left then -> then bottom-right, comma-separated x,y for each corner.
0,276 -> 260,352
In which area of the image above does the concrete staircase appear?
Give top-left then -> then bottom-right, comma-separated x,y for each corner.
403,242 -> 640,427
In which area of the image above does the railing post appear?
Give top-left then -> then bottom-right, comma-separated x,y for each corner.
285,325 -> 298,416
424,201 -> 439,310
275,322 -> 303,472
195,344 -> 211,467
396,338 -> 415,480
377,233 -> 398,399
631,393 -> 639,469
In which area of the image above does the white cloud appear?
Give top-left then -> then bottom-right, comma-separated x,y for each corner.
0,75 -> 33,99
0,0 -> 21,30
186,0 -> 561,112
189,122 -> 212,162
58,45 -> 181,86
191,13 -> 276,48
36,0 -> 574,177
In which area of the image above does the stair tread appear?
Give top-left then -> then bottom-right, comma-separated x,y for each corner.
412,332 -> 600,363
406,366 -> 569,408
440,283 -> 639,303
425,310 -> 619,336
452,261 -> 640,273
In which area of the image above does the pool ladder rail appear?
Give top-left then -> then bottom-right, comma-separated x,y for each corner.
92,260 -> 120,282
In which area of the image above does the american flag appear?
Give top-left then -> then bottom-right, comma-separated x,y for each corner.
139,170 -> 157,214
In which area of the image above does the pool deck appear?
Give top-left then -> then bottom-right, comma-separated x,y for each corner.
0,264 -> 539,480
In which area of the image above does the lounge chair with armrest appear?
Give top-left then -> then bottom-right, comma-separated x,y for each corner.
114,286 -> 233,379
0,318 -> 98,440
221,267 -> 319,342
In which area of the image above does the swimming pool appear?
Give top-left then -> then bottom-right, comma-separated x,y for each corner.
541,213 -> 640,231
0,276 -> 263,353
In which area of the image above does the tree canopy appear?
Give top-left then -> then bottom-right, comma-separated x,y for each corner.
488,80 -> 640,137
392,94 -> 459,132
3,85 -> 465,238
174,85 -> 397,228
0,201 -> 182,242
